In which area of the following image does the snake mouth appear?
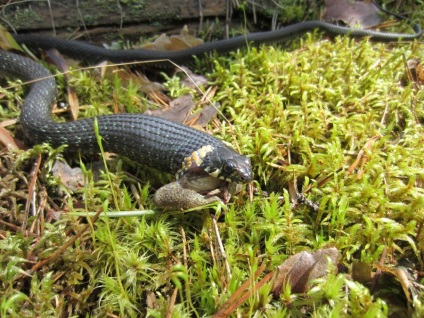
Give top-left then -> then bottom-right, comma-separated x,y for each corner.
218,160 -> 253,183
178,144 -> 253,185
237,166 -> 254,183
220,154 -> 253,183
235,156 -> 254,182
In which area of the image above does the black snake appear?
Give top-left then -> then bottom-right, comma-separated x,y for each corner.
0,14 -> 421,207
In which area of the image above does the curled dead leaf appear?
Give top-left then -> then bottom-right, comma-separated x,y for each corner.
51,161 -> 84,193
0,125 -> 24,150
271,247 -> 340,296
373,261 -> 423,309
138,25 -> 203,51
324,0 -> 380,28
179,66 -> 209,89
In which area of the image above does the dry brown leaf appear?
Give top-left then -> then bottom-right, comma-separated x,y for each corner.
179,66 -> 209,89
323,0 -> 380,28
51,161 -> 84,192
145,95 -> 195,124
186,102 -> 220,127
0,25 -> 24,51
146,93 -> 220,127
103,66 -> 167,95
406,58 -> 424,85
271,247 -> 340,296
140,33 -> 171,51
0,125 -> 23,150
45,49 -> 80,121
373,262 -> 420,306
139,25 -> 203,51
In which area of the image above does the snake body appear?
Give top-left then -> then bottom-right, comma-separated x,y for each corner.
0,51 -> 252,183
0,17 -> 421,188
12,20 -> 422,67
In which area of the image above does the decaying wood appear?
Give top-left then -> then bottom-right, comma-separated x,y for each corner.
1,0 -> 226,39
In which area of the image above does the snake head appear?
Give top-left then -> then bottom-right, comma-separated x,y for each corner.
210,145 -> 253,183
178,144 -> 253,183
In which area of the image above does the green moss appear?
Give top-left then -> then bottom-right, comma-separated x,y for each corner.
1,25 -> 424,318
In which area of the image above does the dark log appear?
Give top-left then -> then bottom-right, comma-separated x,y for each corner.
2,0 -> 226,40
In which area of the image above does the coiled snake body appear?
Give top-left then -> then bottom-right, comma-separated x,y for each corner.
0,17 -> 421,208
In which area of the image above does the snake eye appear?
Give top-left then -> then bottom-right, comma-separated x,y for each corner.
222,160 -> 236,174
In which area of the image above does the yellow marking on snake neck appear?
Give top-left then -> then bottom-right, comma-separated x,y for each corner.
193,145 -> 214,165
209,170 -> 220,178
182,145 -> 215,171
183,156 -> 192,170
